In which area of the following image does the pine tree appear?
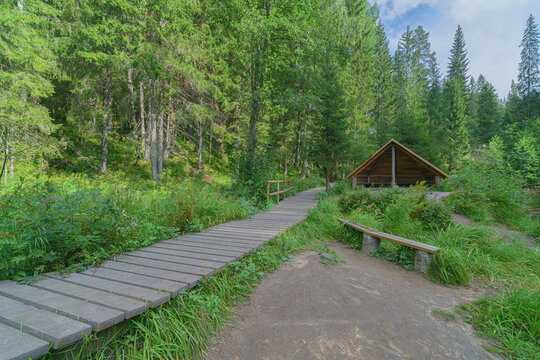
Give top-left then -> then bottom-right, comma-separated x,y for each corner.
0,0 -> 57,180
517,14 -> 540,122
475,75 -> 500,144
443,78 -> 469,172
373,21 -> 394,146
311,57 -> 349,190
447,25 -> 469,93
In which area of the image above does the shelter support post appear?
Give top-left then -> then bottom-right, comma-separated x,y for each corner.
391,144 -> 396,187
362,233 -> 380,255
435,176 -> 441,186
352,175 -> 357,189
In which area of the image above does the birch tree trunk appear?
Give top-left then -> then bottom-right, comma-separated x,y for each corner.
9,147 -> 14,177
164,94 -> 174,161
150,81 -> 159,181
300,158 -> 307,179
157,109 -> 164,175
99,73 -> 113,173
127,67 -> 137,137
197,118 -> 203,172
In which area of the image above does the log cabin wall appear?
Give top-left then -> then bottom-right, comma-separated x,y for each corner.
348,139 -> 448,188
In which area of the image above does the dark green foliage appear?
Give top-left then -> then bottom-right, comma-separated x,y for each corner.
442,140 -> 529,226
418,202 -> 453,229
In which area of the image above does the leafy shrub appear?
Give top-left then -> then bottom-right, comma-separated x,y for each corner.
419,201 -> 453,229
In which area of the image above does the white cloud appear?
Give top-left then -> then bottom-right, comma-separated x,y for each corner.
374,0 -> 540,97
376,0 -> 439,20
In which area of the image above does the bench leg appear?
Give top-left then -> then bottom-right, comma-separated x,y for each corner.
414,250 -> 432,274
362,233 -> 380,255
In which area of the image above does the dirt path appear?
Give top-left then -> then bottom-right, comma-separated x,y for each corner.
451,214 -> 537,248
205,243 -> 496,360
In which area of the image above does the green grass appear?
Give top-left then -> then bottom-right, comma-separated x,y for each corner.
459,289 -> 540,359
46,197 -> 340,359
334,184 -> 539,359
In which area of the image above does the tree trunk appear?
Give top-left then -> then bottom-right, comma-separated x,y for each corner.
9,147 -> 14,177
4,140 -> 8,183
283,160 -> 287,178
157,109 -> 164,175
150,81 -> 159,181
140,81 -> 150,163
127,67 -> 136,137
294,111 -> 302,167
310,161 -> 314,172
208,118 -> 213,164
99,73 -> 113,174
300,158 -> 307,179
164,94 -> 174,161
325,167 -> 330,191
197,118 -> 203,172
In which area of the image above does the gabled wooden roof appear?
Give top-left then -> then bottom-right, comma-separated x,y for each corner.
346,139 -> 449,179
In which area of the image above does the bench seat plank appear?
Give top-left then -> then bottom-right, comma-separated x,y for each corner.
338,219 -> 440,253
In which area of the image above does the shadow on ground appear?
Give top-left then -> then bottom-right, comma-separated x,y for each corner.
205,243 -> 497,360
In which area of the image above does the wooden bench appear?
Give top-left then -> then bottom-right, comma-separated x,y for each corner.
338,218 -> 440,273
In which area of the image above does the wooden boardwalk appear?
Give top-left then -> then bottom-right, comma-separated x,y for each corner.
0,189 -> 319,360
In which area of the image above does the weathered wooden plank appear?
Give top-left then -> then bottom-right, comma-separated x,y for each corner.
115,255 -> 215,277
179,234 -> 264,246
141,246 -> 236,263
32,278 -> 147,318
165,240 -> 254,254
48,273 -> 170,308
0,281 -> 124,332
81,268 -> 186,296
125,250 -> 226,270
0,322 -> 50,360
0,295 -> 92,349
170,238 -> 258,250
151,242 -> 245,258
101,261 -> 201,287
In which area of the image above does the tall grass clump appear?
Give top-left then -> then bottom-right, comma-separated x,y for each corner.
460,288 -> 540,359
0,176 -> 256,280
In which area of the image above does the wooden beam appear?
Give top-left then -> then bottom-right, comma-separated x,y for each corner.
391,145 -> 396,187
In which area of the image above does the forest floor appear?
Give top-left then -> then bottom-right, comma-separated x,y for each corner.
205,243 -> 497,360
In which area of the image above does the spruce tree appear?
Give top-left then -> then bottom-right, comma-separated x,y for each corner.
373,21 -> 394,146
517,14 -> 540,122
447,25 -> 469,93
311,58 -> 349,190
443,78 -> 469,172
475,75 -> 500,144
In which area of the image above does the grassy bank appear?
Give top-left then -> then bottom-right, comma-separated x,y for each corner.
335,183 -> 539,359
0,172 -> 323,281
47,197 -> 339,359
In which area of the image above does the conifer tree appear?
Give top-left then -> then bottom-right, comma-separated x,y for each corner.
373,21 -> 394,146
517,14 -> 540,122
311,57 -> 349,190
475,75 -> 500,144
443,78 -> 469,171
447,25 -> 469,93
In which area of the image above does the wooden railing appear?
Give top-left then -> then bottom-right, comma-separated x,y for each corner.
266,179 -> 294,203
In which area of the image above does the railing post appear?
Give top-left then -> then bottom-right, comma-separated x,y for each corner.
267,181 -> 270,201
277,181 -> 280,203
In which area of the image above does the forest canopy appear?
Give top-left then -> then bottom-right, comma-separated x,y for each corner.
0,0 -> 538,187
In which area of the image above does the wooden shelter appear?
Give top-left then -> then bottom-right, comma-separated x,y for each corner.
347,139 -> 449,187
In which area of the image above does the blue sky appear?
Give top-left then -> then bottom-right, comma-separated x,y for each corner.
371,0 -> 540,98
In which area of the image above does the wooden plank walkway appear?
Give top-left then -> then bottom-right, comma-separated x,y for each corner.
0,188 -> 319,359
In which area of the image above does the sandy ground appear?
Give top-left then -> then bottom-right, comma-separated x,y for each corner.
205,243 -> 497,360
